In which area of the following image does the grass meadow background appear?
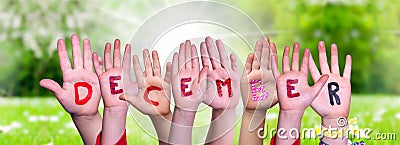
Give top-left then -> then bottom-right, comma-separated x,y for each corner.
1,95 -> 398,144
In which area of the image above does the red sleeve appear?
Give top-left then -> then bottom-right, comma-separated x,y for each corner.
270,134 -> 300,145
95,129 -> 127,145
115,130 -> 127,145
95,131 -> 102,145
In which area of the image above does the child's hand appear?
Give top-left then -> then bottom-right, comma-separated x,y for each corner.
309,41 -> 352,119
171,40 -> 208,111
271,42 -> 329,145
93,39 -> 131,145
200,36 -> 241,110
39,34 -> 102,145
120,49 -> 171,116
93,39 -> 131,110
240,37 -> 278,112
238,38 -> 278,145
40,34 -> 101,117
270,42 -> 329,113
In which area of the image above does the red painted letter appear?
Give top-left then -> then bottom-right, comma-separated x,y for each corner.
216,78 -> 232,97
109,76 -> 123,95
143,86 -> 161,106
74,82 -> 93,105
180,77 -> 193,97
286,79 -> 300,98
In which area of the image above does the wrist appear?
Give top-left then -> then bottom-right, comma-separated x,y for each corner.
211,108 -> 236,120
104,104 -> 129,112
320,117 -> 349,144
279,109 -> 304,118
322,117 -> 347,128
244,108 -> 267,115
150,110 -> 172,121
71,111 -> 101,121
171,106 -> 197,127
173,106 -> 197,117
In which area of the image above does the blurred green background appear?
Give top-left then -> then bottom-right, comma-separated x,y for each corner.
1,0 -> 399,96
0,0 -> 399,144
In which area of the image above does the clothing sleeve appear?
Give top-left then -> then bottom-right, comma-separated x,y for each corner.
95,129 -> 127,145
269,134 -> 300,145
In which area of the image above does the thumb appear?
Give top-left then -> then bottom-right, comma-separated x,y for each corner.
310,74 -> 329,98
119,93 -> 135,106
40,79 -> 63,96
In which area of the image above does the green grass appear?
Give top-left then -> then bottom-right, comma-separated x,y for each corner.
0,95 -> 399,144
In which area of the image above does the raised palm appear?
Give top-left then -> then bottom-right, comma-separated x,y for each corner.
270,42 -> 329,112
93,39 -> 133,109
241,38 -> 278,111
309,42 -> 352,119
200,37 -> 240,110
40,34 -> 101,117
171,40 -> 208,111
120,49 -> 171,116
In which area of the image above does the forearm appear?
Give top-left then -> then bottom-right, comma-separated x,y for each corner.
205,108 -> 236,145
169,107 -> 196,145
275,110 -> 303,145
71,112 -> 103,145
321,118 -> 348,145
150,111 -> 172,145
239,110 -> 265,145
101,106 -> 128,145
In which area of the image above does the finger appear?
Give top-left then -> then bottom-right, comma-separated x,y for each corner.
199,66 -> 209,95
133,55 -> 144,86
253,40 -> 262,69
83,38 -> 93,70
260,37 -> 270,70
143,49 -> 153,76
300,48 -> 310,74
330,44 -> 340,75
104,43 -> 112,70
291,42 -> 300,71
178,43 -> 185,70
205,36 -> 221,69
200,42 -> 212,68
270,43 -> 281,78
123,44 -> 132,81
343,55 -> 352,80
172,52 -> 179,75
198,66 -> 208,84
185,40 -> 192,69
318,41 -> 330,74
113,39 -> 121,67
92,52 -> 103,76
164,62 -> 172,84
245,53 -> 254,74
191,45 -> 200,70
40,79 -> 63,97
309,53 -> 321,82
252,40 -> 262,70
71,34 -> 83,69
57,39 -> 72,73
251,52 -> 260,71
216,39 -> 230,69
311,74 -> 329,98
230,53 -> 238,71
282,46 -> 291,73
152,51 -> 161,77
